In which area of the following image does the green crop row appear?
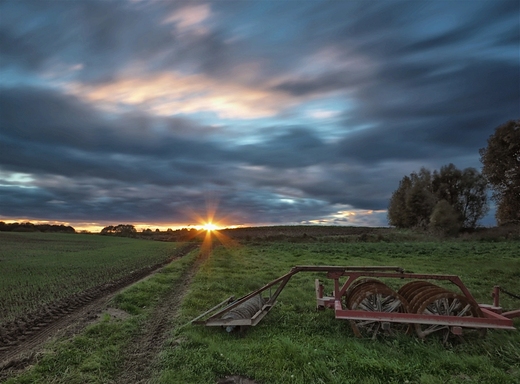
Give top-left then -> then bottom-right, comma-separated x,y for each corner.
0,232 -> 181,324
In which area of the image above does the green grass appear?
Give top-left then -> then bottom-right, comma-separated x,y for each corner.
0,232 -> 181,324
160,241 -> 520,384
4,247 -> 198,384
4,239 -> 519,383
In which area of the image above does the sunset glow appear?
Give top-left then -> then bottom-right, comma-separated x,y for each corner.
202,222 -> 218,232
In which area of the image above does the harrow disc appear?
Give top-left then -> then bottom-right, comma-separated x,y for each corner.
409,286 -> 450,313
346,280 -> 411,339
413,291 -> 482,342
345,278 -> 387,309
398,280 -> 437,304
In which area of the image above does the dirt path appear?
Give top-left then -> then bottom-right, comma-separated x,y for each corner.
114,253 -> 202,384
0,243 -> 199,380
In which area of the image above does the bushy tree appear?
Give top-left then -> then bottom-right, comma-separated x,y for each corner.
432,164 -> 488,228
430,200 -> 461,235
480,119 -> 520,225
388,168 -> 436,229
458,168 -> 489,228
100,224 -> 136,237
407,168 -> 436,228
388,164 -> 488,230
387,176 -> 413,228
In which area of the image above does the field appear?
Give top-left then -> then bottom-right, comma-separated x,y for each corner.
0,232 -> 182,324
1,231 -> 520,383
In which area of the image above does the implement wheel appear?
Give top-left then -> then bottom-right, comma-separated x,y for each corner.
414,291 -> 484,343
346,280 -> 411,339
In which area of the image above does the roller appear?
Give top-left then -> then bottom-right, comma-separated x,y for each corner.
221,294 -> 264,332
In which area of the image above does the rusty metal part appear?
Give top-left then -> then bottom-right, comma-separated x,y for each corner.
344,278 -> 381,302
409,287 -> 450,313
398,281 -> 436,303
347,281 -> 411,339
414,291 -> 482,341
398,280 -> 432,297
345,279 -> 387,309
221,295 -> 265,332
489,286 -> 520,320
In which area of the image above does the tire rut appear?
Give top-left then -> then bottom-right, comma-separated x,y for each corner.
0,243 -> 199,379
114,253 -> 202,384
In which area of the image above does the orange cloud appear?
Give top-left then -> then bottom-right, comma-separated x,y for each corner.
67,71 -> 295,119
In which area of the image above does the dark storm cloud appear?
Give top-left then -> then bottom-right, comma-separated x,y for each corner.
271,1 -> 519,164
0,0 -> 518,227
335,59 -> 519,164
0,85 -> 359,224
0,0 -> 231,83
273,71 -> 364,97
232,128 -> 332,168
0,87 -> 227,161
0,86 -> 346,224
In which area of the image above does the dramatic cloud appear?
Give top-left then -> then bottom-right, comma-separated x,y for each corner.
0,0 -> 518,230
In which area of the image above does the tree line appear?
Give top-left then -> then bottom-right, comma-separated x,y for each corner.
388,119 -> 519,232
0,222 -> 75,233
100,224 -> 204,241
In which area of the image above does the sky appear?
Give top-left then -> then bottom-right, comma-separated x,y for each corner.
0,0 -> 519,231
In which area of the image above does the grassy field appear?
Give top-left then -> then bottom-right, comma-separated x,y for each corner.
0,232 -> 181,324
3,236 -> 520,383
166,241 -> 520,383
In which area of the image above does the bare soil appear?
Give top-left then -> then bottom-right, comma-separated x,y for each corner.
0,243 -> 199,380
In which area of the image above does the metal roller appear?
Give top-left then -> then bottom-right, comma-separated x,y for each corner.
221,294 -> 264,332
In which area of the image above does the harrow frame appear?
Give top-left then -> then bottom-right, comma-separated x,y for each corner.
191,265 -> 518,336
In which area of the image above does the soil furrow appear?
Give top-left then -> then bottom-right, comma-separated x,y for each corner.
0,243 -> 199,379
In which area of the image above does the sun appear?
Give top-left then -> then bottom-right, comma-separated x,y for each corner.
202,222 -> 218,232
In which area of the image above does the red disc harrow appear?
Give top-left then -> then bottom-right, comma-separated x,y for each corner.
192,266 -> 519,340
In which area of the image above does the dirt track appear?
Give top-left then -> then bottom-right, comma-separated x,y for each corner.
115,253 -> 201,383
0,243 -> 199,380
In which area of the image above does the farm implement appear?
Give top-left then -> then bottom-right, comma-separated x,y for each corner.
192,266 -> 519,341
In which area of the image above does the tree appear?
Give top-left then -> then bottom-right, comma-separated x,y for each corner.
430,200 -> 461,235
432,163 -> 461,207
100,225 -> 116,235
388,164 -> 488,230
388,168 -> 435,229
480,119 -> 520,225
432,164 -> 488,228
100,224 -> 136,237
387,176 -> 413,228
407,168 -> 436,228
458,168 -> 489,228
142,228 -> 153,236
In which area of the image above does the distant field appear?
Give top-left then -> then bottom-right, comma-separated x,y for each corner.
0,232 -> 180,324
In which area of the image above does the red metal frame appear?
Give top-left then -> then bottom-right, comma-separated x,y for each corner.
192,265 -> 518,333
